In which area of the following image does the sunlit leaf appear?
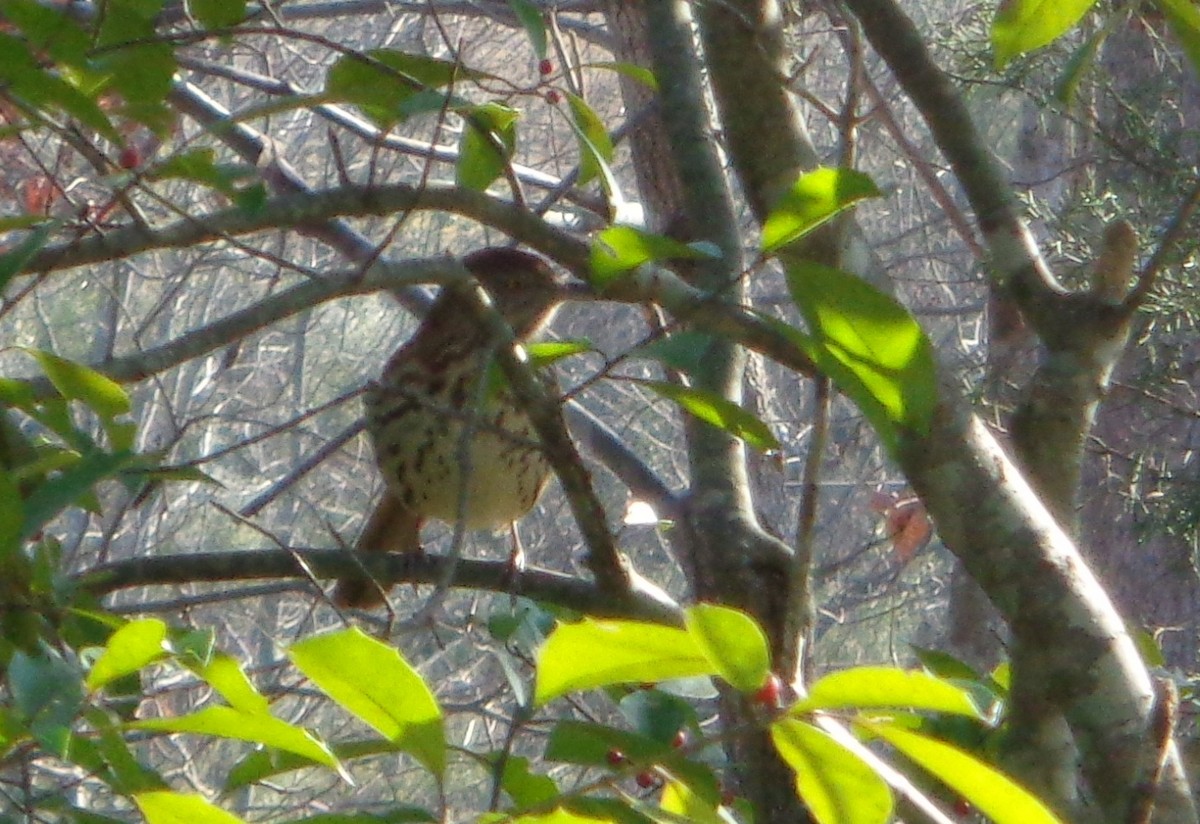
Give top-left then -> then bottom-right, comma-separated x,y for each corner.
864,721 -> 1063,824
131,707 -> 339,770
794,667 -> 983,718
86,619 -> 168,691
784,262 -> 937,455
23,349 -> 130,419
642,380 -> 779,452
770,718 -> 892,824
565,92 -> 614,186
761,167 -> 881,253
190,652 -> 269,715
535,618 -> 710,705
589,225 -> 719,287
457,103 -> 520,191
289,628 -> 444,775
992,0 -> 1098,69
685,604 -> 770,693
134,790 -> 247,824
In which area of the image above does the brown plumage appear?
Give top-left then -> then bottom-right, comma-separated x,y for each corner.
332,248 -> 564,608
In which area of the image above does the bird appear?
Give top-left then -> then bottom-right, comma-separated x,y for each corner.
332,247 -> 566,608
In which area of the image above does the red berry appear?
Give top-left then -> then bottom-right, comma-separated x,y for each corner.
538,58 -> 553,76
118,145 -> 141,170
635,771 -> 657,789
671,729 -> 687,748
953,798 -> 971,817
720,789 -> 736,807
605,748 -> 626,766
753,673 -> 784,709
545,88 -> 562,105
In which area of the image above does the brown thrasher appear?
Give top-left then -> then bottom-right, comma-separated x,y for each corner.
332,248 -> 565,608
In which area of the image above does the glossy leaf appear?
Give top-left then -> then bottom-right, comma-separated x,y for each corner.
785,262 -> 937,455
134,790 -> 247,824
289,628 -> 445,774
132,706 -> 338,770
86,619 -> 168,690
565,92 -> 614,186
457,103 -> 520,191
224,738 -> 402,791
685,604 -> 770,693
496,808 -> 615,824
794,667 -> 982,718
770,719 -> 892,824
992,0 -> 1097,69
661,780 -> 724,824
864,721 -> 1063,824
642,380 -> 780,452
191,652 -> 269,715
761,167 -> 881,254
589,225 -> 719,287
535,618 -> 710,705
525,339 -> 593,368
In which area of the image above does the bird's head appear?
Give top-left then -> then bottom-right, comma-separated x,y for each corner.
460,247 -> 568,338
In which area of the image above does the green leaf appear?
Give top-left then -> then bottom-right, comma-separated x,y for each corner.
992,0 -> 1098,70
642,380 -> 779,452
582,61 -> 658,90
1,0 -> 91,67
684,604 -> 770,693
565,92 -> 614,186
495,754 -> 559,807
289,628 -> 444,775
131,706 -> 339,770
86,618 -> 168,691
589,225 -> 719,287
0,222 -> 53,294
190,652 -> 269,715
864,721 -> 1063,824
21,449 -> 137,540
1160,0 -> 1200,79
98,43 -> 176,131
146,149 -> 252,196
189,0 -> 246,29
784,262 -> 937,455
770,719 -> 892,824
535,618 -> 711,706
909,645 -> 982,682
496,808 -> 616,824
525,340 -> 592,369
506,0 -> 547,58
0,469 -> 23,562
9,651 -> 84,757
457,102 -> 520,191
661,780 -> 724,824
1053,28 -> 1104,105
23,349 -> 130,419
618,689 -> 698,745
224,738 -> 403,791
544,720 -> 719,804
133,790 -> 247,824
325,50 -> 484,127
794,667 -> 983,718
632,330 -> 713,376
761,167 -> 881,254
